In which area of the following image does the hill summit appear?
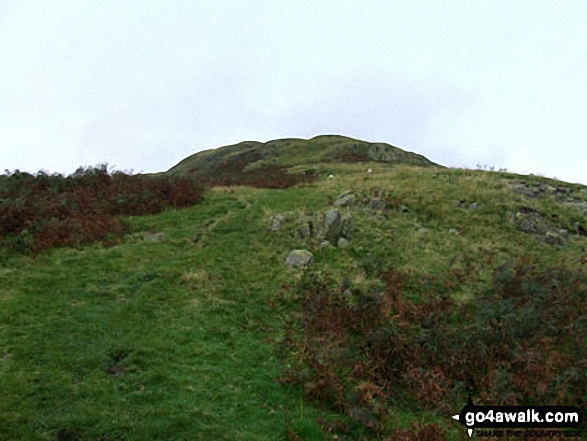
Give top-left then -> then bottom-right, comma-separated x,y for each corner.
166,135 -> 440,177
4,135 -> 587,439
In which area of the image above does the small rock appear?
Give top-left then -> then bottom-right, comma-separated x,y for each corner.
298,214 -> 314,223
319,240 -> 332,248
416,227 -> 429,235
448,228 -> 459,235
399,205 -> 409,212
297,223 -> 311,239
369,197 -> 387,210
297,214 -> 320,239
341,214 -> 353,239
144,232 -> 165,242
270,214 -> 286,231
324,209 -> 342,245
509,182 -> 546,198
335,191 -> 355,207
337,237 -> 349,248
286,250 -> 314,268
453,200 -> 479,209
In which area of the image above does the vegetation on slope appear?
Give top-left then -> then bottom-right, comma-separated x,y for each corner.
1,140 -> 587,440
0,162 -> 317,258
0,165 -> 204,257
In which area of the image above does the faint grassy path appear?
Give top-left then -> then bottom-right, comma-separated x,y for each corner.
0,189 -> 326,441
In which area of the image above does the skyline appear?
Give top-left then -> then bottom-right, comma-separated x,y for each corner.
2,1 -> 586,184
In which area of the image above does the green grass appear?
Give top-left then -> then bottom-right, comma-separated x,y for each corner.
1,164 -> 586,440
0,191 -> 326,440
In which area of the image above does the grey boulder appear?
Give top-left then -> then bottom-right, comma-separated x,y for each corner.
286,250 -> 314,268
335,191 -> 355,207
323,209 -> 342,245
369,197 -> 387,210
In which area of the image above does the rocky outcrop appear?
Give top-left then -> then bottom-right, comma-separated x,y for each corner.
513,207 -> 569,246
273,210 -> 352,247
509,181 -> 548,198
509,180 -> 587,215
365,143 -> 436,166
284,189 -> 411,251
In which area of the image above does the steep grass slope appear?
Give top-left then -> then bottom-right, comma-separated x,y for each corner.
1,161 -> 586,440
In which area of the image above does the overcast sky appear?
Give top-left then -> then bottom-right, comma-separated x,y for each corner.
2,1 -> 586,184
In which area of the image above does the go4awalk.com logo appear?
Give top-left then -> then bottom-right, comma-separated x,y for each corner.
451,396 -> 584,438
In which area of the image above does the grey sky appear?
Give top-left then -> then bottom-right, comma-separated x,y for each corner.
2,1 -> 586,184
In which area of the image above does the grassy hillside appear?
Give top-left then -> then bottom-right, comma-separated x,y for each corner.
1,152 -> 587,439
165,135 -> 439,178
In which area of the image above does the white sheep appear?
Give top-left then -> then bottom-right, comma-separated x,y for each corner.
328,174 -> 334,179
367,168 -> 372,173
